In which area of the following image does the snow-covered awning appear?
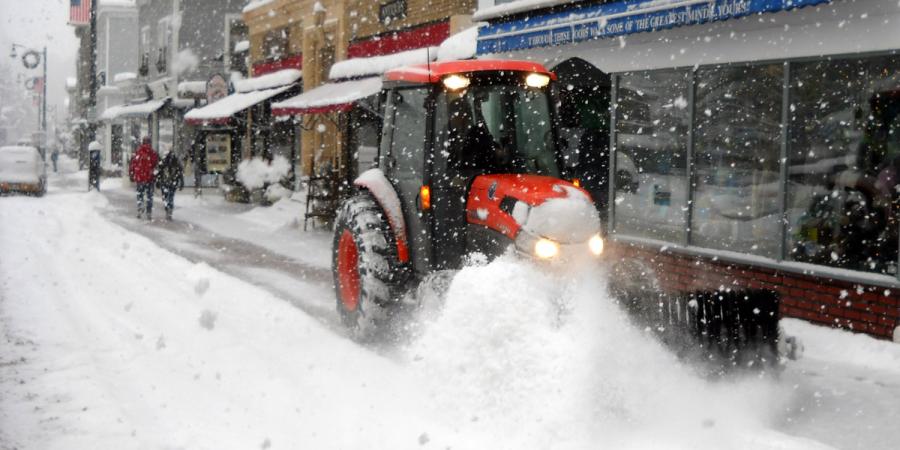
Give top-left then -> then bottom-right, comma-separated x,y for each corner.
329,47 -> 437,80
476,0 -> 832,55
184,86 -> 293,125
272,77 -> 382,116
99,98 -> 168,121
233,69 -> 301,93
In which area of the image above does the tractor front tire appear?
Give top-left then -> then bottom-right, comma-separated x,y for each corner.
332,191 -> 406,341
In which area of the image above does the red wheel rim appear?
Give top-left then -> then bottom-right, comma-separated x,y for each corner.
337,229 -> 361,311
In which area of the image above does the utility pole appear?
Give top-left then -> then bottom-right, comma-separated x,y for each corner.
88,0 -> 98,142
87,0 -> 99,191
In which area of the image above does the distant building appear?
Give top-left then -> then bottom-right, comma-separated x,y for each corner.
94,0 -> 139,173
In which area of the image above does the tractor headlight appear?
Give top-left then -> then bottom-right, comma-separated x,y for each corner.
534,238 -> 560,259
442,74 -> 470,91
588,234 -> 604,256
525,72 -> 551,88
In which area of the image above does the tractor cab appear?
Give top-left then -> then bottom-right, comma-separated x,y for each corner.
333,60 -> 602,336
377,61 -> 595,272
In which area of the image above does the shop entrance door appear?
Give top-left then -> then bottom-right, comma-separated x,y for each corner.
552,58 -> 612,222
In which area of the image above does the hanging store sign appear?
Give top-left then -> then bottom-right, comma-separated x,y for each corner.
206,133 -> 231,173
477,0 -> 831,54
379,0 -> 407,25
206,74 -> 229,105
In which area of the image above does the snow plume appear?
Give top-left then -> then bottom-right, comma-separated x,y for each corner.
407,256 -> 817,450
173,49 -> 199,76
236,155 -> 290,190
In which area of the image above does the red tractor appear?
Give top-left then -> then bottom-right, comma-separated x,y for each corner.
332,60 -> 604,337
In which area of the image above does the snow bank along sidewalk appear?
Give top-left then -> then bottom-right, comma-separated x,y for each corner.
0,190 -> 450,449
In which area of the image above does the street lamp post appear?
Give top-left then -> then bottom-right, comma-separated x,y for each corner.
9,43 -> 48,133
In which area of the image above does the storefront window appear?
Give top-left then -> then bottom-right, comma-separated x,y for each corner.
787,55 -> 900,275
158,117 -> 175,155
691,64 -> 783,257
614,70 -> 690,243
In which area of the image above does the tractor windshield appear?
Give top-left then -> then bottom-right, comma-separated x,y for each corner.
435,80 -> 560,178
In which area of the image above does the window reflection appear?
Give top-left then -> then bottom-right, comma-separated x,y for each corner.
614,70 -> 690,243
788,56 -> 900,275
692,64 -> 783,257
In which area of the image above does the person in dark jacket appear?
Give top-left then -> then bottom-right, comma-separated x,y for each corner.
129,137 -> 159,220
156,145 -> 184,220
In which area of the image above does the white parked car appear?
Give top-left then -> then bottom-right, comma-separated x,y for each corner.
0,145 -> 47,196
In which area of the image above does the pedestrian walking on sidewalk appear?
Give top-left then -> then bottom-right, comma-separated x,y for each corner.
129,137 -> 158,220
50,147 -> 59,173
156,144 -> 184,221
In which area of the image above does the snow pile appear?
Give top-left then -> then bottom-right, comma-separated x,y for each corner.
329,47 -> 437,80
236,155 -> 291,190
408,257 -> 824,450
437,26 -> 479,61
112,72 -> 137,83
781,319 -> 900,373
264,183 -> 292,203
0,188 -> 449,449
234,40 -> 250,53
522,185 -> 600,242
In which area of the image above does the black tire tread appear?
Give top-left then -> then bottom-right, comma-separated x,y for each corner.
332,190 -> 407,338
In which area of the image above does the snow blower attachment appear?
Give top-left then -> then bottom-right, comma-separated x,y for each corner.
609,260 -> 798,373
331,60 -> 604,339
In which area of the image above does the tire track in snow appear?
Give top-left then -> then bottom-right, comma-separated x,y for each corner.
98,188 -> 342,334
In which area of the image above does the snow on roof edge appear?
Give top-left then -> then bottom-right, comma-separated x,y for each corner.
243,0 -> 275,13
329,47 -> 437,80
233,69 -> 302,93
472,0 -> 575,21
437,26 -> 480,61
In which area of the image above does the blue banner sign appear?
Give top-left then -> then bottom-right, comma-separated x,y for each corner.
477,0 -> 830,54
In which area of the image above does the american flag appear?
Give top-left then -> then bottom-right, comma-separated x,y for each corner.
69,0 -> 92,26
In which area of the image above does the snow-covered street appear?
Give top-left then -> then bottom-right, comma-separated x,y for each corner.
2,164 -> 899,449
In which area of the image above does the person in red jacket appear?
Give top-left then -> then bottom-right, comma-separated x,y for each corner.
129,137 -> 159,220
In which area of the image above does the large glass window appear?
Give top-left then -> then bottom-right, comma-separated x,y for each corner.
441,84 -> 559,178
614,70 -> 691,243
787,55 -> 900,275
691,64 -> 783,257
390,88 -> 428,178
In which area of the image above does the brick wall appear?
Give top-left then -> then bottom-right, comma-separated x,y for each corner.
610,242 -> 900,340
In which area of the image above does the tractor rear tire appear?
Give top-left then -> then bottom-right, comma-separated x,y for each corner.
332,191 -> 407,341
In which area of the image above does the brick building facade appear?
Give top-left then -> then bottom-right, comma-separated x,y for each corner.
243,0 -> 475,179
611,244 -> 900,339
